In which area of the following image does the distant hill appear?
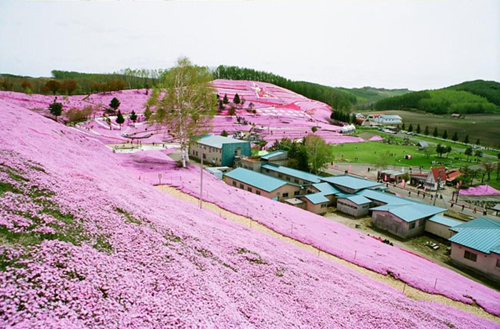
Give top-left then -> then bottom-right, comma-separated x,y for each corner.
375,80 -> 500,114
336,86 -> 411,109
447,80 -> 500,106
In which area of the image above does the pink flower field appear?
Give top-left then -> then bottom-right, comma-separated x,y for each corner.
1,96 -> 499,327
0,79 -> 366,147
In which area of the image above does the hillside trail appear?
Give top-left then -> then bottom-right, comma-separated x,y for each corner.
156,185 -> 500,324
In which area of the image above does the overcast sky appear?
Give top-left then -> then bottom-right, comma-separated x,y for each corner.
0,0 -> 498,90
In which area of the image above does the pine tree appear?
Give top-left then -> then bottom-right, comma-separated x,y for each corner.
221,130 -> 228,137
433,127 -> 438,137
116,110 -> 124,129
223,94 -> 229,104
233,93 -> 240,104
464,134 -> 469,144
109,97 -> 120,112
424,125 -> 429,135
49,100 -> 63,120
442,130 -> 448,139
416,124 -> 421,134
129,110 -> 137,123
451,131 -> 458,141
408,124 -> 413,132
476,139 -> 480,145
402,123 -> 406,131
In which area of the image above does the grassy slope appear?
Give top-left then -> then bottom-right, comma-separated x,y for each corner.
337,86 -> 411,106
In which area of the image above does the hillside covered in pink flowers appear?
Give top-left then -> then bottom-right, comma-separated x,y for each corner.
0,95 -> 499,327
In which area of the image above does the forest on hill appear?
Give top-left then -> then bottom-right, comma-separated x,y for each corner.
375,80 -> 500,114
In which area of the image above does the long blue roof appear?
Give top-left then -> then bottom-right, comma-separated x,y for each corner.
370,203 -> 445,222
449,217 -> 500,254
303,193 -> 330,204
198,135 -> 249,148
261,164 -> 322,183
358,189 -> 412,205
261,150 -> 287,160
312,182 -> 341,195
224,168 -> 289,192
344,195 -> 371,205
428,215 -> 464,228
320,175 -> 382,191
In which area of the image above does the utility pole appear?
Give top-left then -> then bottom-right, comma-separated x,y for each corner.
433,169 -> 442,206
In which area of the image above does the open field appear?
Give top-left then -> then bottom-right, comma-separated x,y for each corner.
362,110 -> 500,148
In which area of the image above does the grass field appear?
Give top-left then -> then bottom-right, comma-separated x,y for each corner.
361,110 -> 500,148
333,140 -> 500,190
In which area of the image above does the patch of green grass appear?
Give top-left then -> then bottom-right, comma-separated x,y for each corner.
115,207 -> 141,225
164,231 -> 182,244
0,164 -> 29,182
223,262 -> 238,272
93,235 -> 113,254
236,247 -> 268,265
275,267 -> 285,277
195,247 -> 213,258
0,181 -> 20,196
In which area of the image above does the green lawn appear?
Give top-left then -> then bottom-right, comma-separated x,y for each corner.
360,110 -> 500,148
333,141 -> 482,170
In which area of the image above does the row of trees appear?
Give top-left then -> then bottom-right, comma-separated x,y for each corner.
402,123 -> 480,145
213,65 -> 356,110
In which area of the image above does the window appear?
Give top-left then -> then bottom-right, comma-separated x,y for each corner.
232,181 -> 236,186
265,169 -> 269,173
419,219 -> 425,227
321,204 -> 327,208
409,222 -> 416,230
294,179 -> 299,184
247,187 -> 252,192
282,193 -> 289,198
256,191 -> 261,195
294,191 -> 300,196
203,154 -> 206,159
464,250 -> 477,262
239,184 -> 244,189
278,174 -> 283,178
497,259 -> 500,268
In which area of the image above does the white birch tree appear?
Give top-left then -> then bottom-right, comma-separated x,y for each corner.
147,57 -> 216,168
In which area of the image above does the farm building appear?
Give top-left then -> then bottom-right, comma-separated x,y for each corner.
224,168 -> 301,201
236,150 -> 289,172
190,135 -> 251,167
261,150 -> 289,166
373,115 -> 403,125
261,163 -> 322,185
449,217 -> 500,281
425,214 -> 464,239
337,195 -> 371,218
320,174 -> 383,194
301,193 -> 330,215
235,156 -> 262,171
377,169 -> 406,184
371,203 -> 445,239
411,167 -> 446,191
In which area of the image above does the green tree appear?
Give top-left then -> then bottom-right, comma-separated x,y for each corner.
464,147 -> 473,161
228,104 -> 236,116
402,123 -> 406,131
433,127 -> 438,137
221,130 -> 228,137
475,150 -> 483,159
311,126 -> 318,133
482,161 -> 495,181
436,144 -> 446,157
442,130 -> 448,139
61,79 -> 77,95
147,57 -> 216,168
223,94 -> 229,104
408,124 -> 413,132
463,134 -> 469,144
424,125 -> 429,135
416,124 -> 421,134
451,131 -> 459,141
129,110 -> 137,123
109,97 -> 120,112
49,100 -> 63,120
445,145 -> 452,158
144,106 -> 152,121
476,139 -> 480,145
233,93 -> 240,104
305,135 -> 333,174
116,110 -> 125,129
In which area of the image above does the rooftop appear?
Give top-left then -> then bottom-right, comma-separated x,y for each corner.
303,193 -> 330,204
197,135 -> 249,148
428,214 -> 464,228
312,182 -> 341,195
320,175 -> 382,191
370,203 -> 445,222
261,150 -> 287,161
430,167 -> 447,182
358,189 -> 411,205
341,195 -> 371,205
261,164 -> 322,184
224,168 -> 289,192
449,217 -> 500,254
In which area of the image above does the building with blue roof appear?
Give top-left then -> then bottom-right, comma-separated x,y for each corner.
448,217 -> 500,281
224,168 -> 301,201
370,202 -> 445,239
190,135 -> 251,167
425,215 -> 464,239
337,195 -> 372,217
261,163 -> 322,185
320,175 -> 382,194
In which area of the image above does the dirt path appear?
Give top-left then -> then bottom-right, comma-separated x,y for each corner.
156,185 -> 500,324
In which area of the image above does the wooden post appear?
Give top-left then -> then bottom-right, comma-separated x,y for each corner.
434,278 -> 437,290
354,250 -> 357,260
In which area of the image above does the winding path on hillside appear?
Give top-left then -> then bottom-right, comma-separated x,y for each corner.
156,185 -> 500,325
